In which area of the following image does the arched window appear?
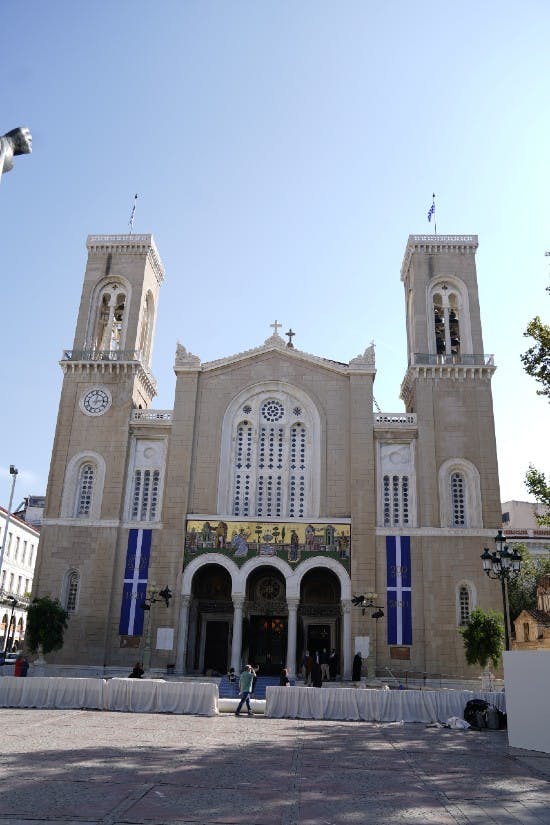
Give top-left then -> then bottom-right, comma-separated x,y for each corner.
378,443 -> 415,528
458,585 -> 471,625
61,452 -> 106,520
76,463 -> 95,517
66,571 -> 80,612
438,459 -> 482,528
450,472 -> 466,526
218,384 -> 321,518
125,439 -> 166,523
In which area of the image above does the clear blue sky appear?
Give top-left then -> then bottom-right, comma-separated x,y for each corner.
0,1 -> 548,510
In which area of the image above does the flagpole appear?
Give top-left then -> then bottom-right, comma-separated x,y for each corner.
433,193 -> 437,236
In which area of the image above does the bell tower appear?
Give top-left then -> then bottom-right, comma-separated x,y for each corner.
35,235 -> 165,665
399,234 -> 500,528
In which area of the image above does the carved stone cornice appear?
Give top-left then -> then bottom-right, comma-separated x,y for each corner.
349,342 -> 376,374
60,358 -> 157,401
86,234 -> 165,285
400,361 -> 496,406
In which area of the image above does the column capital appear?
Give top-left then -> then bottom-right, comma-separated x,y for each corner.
232,595 -> 245,609
180,594 -> 191,608
341,599 -> 352,614
287,597 -> 300,611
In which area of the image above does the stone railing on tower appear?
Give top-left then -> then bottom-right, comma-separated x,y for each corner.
131,409 -> 173,424
410,353 -> 494,367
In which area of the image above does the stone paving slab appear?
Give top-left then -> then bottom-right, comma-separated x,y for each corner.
0,709 -> 549,824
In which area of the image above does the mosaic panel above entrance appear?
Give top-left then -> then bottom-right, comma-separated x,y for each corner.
184,518 -> 351,572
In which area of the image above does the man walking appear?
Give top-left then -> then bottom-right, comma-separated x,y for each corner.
235,665 -> 255,716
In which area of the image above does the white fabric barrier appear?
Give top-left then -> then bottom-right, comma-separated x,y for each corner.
0,676 -> 105,710
265,686 -> 506,722
0,676 -> 218,716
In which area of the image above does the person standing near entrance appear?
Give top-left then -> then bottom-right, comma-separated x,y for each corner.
235,665 -> 255,716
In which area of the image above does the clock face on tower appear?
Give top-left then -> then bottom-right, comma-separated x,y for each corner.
80,388 -> 112,416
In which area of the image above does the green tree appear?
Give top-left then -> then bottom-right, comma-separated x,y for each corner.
524,466 -> 550,526
459,607 -> 504,670
26,596 -> 69,655
508,545 -> 550,621
521,283 -> 550,523
521,294 -> 550,399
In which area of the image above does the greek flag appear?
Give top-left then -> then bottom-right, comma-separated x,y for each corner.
427,200 -> 435,222
128,193 -> 138,232
386,536 -> 412,645
119,528 -> 151,636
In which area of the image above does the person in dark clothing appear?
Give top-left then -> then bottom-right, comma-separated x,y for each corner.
129,662 -> 144,678
352,652 -> 362,681
279,667 -> 290,686
328,648 -> 338,680
311,660 -> 323,687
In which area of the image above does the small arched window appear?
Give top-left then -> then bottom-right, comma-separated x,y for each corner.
66,571 -> 80,612
458,585 -> 471,625
76,463 -> 95,517
451,472 -> 466,526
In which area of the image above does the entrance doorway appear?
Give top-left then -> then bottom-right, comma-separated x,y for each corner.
249,616 -> 287,675
307,624 -> 331,656
203,620 -> 229,675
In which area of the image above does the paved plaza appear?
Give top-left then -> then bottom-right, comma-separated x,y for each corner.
0,707 -> 549,825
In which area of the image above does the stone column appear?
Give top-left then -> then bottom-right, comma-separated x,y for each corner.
286,598 -> 299,679
230,596 -> 245,672
175,595 -> 191,673
342,599 -> 352,680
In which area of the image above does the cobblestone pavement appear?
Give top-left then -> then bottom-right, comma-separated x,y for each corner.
0,708 -> 549,825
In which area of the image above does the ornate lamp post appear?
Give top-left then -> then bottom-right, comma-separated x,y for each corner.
480,529 -> 522,651
352,592 -> 385,678
140,584 -> 172,670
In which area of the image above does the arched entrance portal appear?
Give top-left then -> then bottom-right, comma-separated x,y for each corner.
190,564 -> 233,675
246,567 -> 287,676
300,568 -> 341,672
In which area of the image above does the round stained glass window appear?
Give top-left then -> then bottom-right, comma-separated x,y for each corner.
261,400 -> 284,422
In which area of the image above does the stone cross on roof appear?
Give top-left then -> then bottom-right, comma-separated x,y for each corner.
270,320 -> 282,336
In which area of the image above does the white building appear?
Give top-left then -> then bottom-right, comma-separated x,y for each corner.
501,500 -> 550,557
0,506 -> 40,651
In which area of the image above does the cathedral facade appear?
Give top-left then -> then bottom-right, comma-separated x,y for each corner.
33,232 -> 502,679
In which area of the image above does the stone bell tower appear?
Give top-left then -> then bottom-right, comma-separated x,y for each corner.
34,235 -> 165,664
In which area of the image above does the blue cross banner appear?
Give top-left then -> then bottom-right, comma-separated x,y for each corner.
386,535 -> 412,646
118,528 -> 152,636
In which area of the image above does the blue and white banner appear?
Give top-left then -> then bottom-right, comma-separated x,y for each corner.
386,536 -> 412,646
118,529 -> 152,636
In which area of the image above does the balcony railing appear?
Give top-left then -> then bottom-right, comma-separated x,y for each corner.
131,410 -> 173,423
62,350 -> 143,362
410,353 -> 494,367
374,413 -> 417,426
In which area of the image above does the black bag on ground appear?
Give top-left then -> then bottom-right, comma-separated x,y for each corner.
464,699 -> 489,729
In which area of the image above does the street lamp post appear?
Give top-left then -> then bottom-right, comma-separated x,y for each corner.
352,592 -> 385,678
0,465 -> 19,584
3,597 -> 18,653
140,584 -> 172,671
480,529 -> 522,651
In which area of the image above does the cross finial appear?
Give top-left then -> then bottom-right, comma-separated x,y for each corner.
270,320 -> 282,336
286,328 -> 295,348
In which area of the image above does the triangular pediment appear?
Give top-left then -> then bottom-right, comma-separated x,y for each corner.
174,333 -> 376,375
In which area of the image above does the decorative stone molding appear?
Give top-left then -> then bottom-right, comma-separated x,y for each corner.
400,361 -> 496,407
349,342 -> 376,372
86,234 -> 165,285
174,341 -> 201,371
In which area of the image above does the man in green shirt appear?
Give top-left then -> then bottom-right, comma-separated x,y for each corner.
235,665 -> 255,716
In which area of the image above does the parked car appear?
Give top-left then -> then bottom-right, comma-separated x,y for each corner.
0,652 -> 18,666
